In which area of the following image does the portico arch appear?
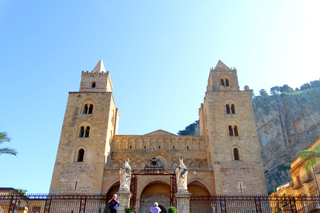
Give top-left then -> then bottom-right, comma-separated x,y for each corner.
106,181 -> 119,200
140,181 -> 170,213
188,181 -> 211,195
105,181 -> 119,213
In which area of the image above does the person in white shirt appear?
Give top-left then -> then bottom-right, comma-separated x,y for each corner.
150,202 -> 161,213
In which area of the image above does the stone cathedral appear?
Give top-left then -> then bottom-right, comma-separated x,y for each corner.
50,60 -> 267,212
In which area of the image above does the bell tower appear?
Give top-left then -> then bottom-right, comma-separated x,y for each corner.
50,60 -> 119,194
199,60 -> 267,194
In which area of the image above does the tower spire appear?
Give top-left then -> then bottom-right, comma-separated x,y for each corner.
92,59 -> 106,73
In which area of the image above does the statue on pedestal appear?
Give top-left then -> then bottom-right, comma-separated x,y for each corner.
175,158 -> 188,191
119,158 -> 132,192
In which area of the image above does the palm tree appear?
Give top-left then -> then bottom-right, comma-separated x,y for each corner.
297,145 -> 320,172
0,132 -> 17,156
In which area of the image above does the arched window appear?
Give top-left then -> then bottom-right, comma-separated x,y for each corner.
77,149 -> 84,162
234,125 -> 239,136
79,126 -> 85,137
92,82 -> 96,88
85,127 -> 90,137
221,79 -> 225,86
225,79 -> 230,86
233,148 -> 240,160
83,104 -> 88,114
88,104 -> 93,114
228,125 -> 233,136
226,104 -> 230,114
231,104 -> 235,114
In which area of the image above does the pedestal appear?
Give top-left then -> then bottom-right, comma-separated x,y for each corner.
117,190 -> 131,213
176,191 -> 191,213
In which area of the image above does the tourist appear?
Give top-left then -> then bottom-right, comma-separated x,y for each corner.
150,202 -> 161,213
108,194 -> 119,213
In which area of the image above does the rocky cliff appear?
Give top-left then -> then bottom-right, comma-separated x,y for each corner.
252,88 -> 320,192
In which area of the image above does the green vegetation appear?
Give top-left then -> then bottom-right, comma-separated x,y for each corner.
0,132 -> 17,156
254,80 -> 320,97
125,207 -> 135,213
297,145 -> 320,172
259,89 -> 268,97
177,120 -> 199,135
16,189 -> 27,195
168,206 -> 177,213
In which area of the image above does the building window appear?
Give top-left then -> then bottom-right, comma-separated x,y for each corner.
129,146 -> 132,149
187,146 -> 189,150
85,127 -> 90,137
83,104 -> 88,114
225,79 -> 229,86
88,104 -> 93,114
228,125 -> 239,137
221,79 -> 225,86
158,146 -> 161,149
83,104 -> 93,114
173,146 -> 175,149
92,82 -> 96,88
79,126 -> 85,137
144,146 -> 146,149
234,148 -> 240,160
234,125 -> 239,136
228,125 -> 233,136
77,149 -> 84,162
226,104 -> 231,114
231,104 -> 235,114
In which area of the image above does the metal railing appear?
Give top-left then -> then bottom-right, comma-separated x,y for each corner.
190,195 -> 320,213
1,193 -> 320,213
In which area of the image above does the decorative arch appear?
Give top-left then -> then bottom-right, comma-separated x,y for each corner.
137,179 -> 170,201
227,120 -> 240,137
105,181 -> 120,200
139,180 -> 171,213
81,99 -> 95,114
187,180 -> 212,195
78,121 -> 91,138
224,99 -> 236,114
231,145 -> 243,161
74,146 -> 87,162
147,150 -> 172,167
219,74 -> 231,87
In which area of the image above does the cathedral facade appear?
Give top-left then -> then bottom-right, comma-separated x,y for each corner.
49,60 -> 267,212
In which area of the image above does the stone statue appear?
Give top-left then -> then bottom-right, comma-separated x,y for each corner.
119,158 -> 132,192
175,158 -> 188,191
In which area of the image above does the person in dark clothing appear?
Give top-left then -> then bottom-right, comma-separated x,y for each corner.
108,194 -> 119,213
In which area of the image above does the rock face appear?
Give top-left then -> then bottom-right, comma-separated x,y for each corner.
252,88 -> 320,192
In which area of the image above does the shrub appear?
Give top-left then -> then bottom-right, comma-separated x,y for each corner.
125,207 -> 135,213
168,206 -> 177,213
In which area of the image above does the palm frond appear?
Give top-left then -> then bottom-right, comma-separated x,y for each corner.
0,132 -> 10,144
305,158 -> 320,172
0,148 -> 17,156
297,145 -> 320,159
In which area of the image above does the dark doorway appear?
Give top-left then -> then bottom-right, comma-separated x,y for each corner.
159,205 -> 167,213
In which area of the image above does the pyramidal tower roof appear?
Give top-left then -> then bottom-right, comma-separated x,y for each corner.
215,60 -> 229,69
92,59 -> 106,73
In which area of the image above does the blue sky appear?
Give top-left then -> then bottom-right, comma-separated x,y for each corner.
0,0 -> 319,193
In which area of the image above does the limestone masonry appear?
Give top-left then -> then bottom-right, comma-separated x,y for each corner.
50,60 -> 267,211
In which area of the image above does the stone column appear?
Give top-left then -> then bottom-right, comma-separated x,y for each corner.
117,190 -> 131,213
176,191 -> 191,213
